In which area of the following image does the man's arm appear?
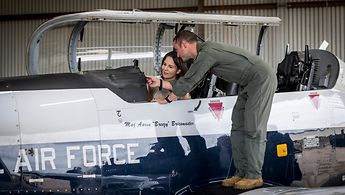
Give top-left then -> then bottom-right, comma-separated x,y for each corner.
146,76 -> 176,104
172,51 -> 217,97
146,76 -> 173,91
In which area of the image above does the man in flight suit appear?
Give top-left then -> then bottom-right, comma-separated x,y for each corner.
146,30 -> 277,190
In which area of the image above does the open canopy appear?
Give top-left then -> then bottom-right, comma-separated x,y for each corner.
27,9 -> 281,75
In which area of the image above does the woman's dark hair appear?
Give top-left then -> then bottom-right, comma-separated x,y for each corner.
161,51 -> 188,79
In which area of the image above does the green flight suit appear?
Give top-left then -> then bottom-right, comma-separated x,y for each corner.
171,41 -> 277,179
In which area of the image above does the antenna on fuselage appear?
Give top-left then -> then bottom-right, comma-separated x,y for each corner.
133,59 -> 138,67
285,43 -> 290,56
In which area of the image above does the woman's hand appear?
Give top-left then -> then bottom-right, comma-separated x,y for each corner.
157,93 -> 177,104
152,95 -> 168,104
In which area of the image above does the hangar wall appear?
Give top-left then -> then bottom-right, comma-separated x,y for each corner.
0,0 -> 344,77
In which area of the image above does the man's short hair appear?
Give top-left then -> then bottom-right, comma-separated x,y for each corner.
173,30 -> 198,44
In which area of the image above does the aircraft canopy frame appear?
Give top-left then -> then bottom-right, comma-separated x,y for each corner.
27,9 -> 281,75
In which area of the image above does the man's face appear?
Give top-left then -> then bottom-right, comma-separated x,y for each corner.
173,40 -> 188,62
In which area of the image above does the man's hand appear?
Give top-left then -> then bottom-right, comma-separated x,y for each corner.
146,76 -> 160,88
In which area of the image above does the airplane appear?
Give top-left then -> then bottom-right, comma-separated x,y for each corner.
1,9 -> 345,195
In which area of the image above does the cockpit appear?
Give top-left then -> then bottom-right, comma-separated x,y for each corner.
19,10 -> 283,102
2,10 -> 342,103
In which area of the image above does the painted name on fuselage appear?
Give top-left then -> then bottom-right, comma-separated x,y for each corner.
123,120 -> 194,128
14,143 -> 140,172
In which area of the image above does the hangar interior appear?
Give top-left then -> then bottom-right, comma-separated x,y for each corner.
0,0 -> 344,77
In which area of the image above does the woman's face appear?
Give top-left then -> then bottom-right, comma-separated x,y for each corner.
161,56 -> 180,80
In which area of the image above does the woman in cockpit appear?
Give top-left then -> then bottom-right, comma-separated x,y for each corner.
147,51 -> 190,102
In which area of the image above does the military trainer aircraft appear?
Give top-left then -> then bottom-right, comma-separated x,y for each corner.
1,10 -> 345,195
